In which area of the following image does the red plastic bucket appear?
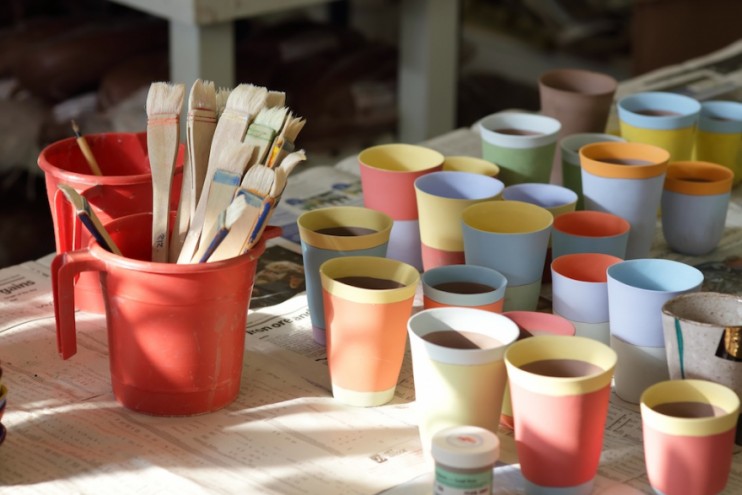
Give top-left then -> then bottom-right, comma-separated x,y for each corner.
50,212 -> 276,416
38,132 -> 183,313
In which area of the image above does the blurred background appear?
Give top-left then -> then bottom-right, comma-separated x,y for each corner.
0,0 -> 740,267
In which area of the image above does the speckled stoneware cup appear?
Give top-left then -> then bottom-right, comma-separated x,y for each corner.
661,292 -> 742,444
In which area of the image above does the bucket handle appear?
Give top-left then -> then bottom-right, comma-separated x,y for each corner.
51,249 -> 106,359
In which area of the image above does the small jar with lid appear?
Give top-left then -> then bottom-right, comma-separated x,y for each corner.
431,425 -> 500,495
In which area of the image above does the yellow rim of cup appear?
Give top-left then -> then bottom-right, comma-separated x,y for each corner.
462,200 -> 553,234
580,142 -> 669,179
443,156 -> 500,177
640,379 -> 741,436
504,335 -> 617,396
358,143 -> 444,173
664,161 -> 734,195
319,256 -> 420,304
297,206 -> 393,250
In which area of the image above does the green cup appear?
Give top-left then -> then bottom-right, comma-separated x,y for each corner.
479,112 -> 561,185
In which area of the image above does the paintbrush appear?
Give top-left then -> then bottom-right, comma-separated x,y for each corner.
206,164 -> 275,262
195,192 -> 251,263
177,84 -> 267,263
57,184 -> 122,256
71,120 -> 102,176
146,81 -> 185,263
215,87 -> 231,118
266,112 -> 306,168
242,150 -> 307,251
243,106 -> 288,164
185,141 -> 256,264
170,80 -> 217,261
266,90 -> 286,108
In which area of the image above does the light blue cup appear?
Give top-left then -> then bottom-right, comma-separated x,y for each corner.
462,200 -> 553,311
297,206 -> 393,345
551,210 -> 630,260
607,259 -> 704,348
607,258 -> 704,403
661,161 -> 734,256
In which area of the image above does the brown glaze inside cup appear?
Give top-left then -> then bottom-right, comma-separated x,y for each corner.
422,330 -> 502,349
433,281 -> 496,294
652,401 -> 727,418
335,276 -> 404,290
315,226 -> 377,236
519,358 -> 603,377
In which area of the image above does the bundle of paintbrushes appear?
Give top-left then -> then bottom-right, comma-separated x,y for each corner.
142,80 -> 307,264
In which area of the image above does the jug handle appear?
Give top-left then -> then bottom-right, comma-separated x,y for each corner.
51,250 -> 105,360
53,187 -> 85,253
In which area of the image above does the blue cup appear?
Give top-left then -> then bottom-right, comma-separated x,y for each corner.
297,206 -> 393,345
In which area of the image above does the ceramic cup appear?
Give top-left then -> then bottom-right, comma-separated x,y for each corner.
640,379 -> 740,495
358,143 -> 444,270
499,311 -> 575,430
694,100 -> 742,185
617,91 -> 701,161
414,171 -> 504,270
408,307 -> 520,459
320,255 -> 419,407
297,206 -> 393,345
551,210 -> 630,260
661,291 -> 742,445
505,335 -> 617,495
559,133 -> 626,209
661,161 -> 734,256
462,201 -> 553,311
443,155 -> 500,177
422,264 -> 508,313
606,258 -> 704,403
479,111 -> 561,185
580,141 -> 669,259
538,68 -> 618,184
502,182 -> 578,281
551,253 -> 623,346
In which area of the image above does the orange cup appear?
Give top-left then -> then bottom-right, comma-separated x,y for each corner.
320,256 -> 419,407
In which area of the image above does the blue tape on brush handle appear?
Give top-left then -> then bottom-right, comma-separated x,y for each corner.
246,200 -> 274,249
213,169 -> 242,186
79,214 -> 114,253
198,228 -> 229,263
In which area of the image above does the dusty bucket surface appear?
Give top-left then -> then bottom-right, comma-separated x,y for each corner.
38,131 -> 183,313
51,212 -> 275,416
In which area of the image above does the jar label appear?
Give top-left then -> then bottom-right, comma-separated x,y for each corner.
434,466 -> 492,495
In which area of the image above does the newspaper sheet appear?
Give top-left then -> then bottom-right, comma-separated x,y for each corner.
1,257 -> 741,494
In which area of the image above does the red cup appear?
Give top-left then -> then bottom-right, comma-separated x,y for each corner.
38,132 -> 183,313
51,212 -> 276,416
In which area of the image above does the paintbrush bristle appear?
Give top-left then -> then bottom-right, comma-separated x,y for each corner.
278,150 -> 307,178
225,84 -> 268,117
189,79 -> 216,112
281,113 -> 306,142
224,194 -> 249,229
70,120 -> 82,138
270,167 -> 287,197
216,87 -> 231,117
241,164 -> 275,195
266,91 -> 286,108
213,140 -> 256,174
254,106 -> 288,131
146,82 -> 185,117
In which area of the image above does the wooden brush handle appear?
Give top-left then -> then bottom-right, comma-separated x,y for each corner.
148,123 -> 179,263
